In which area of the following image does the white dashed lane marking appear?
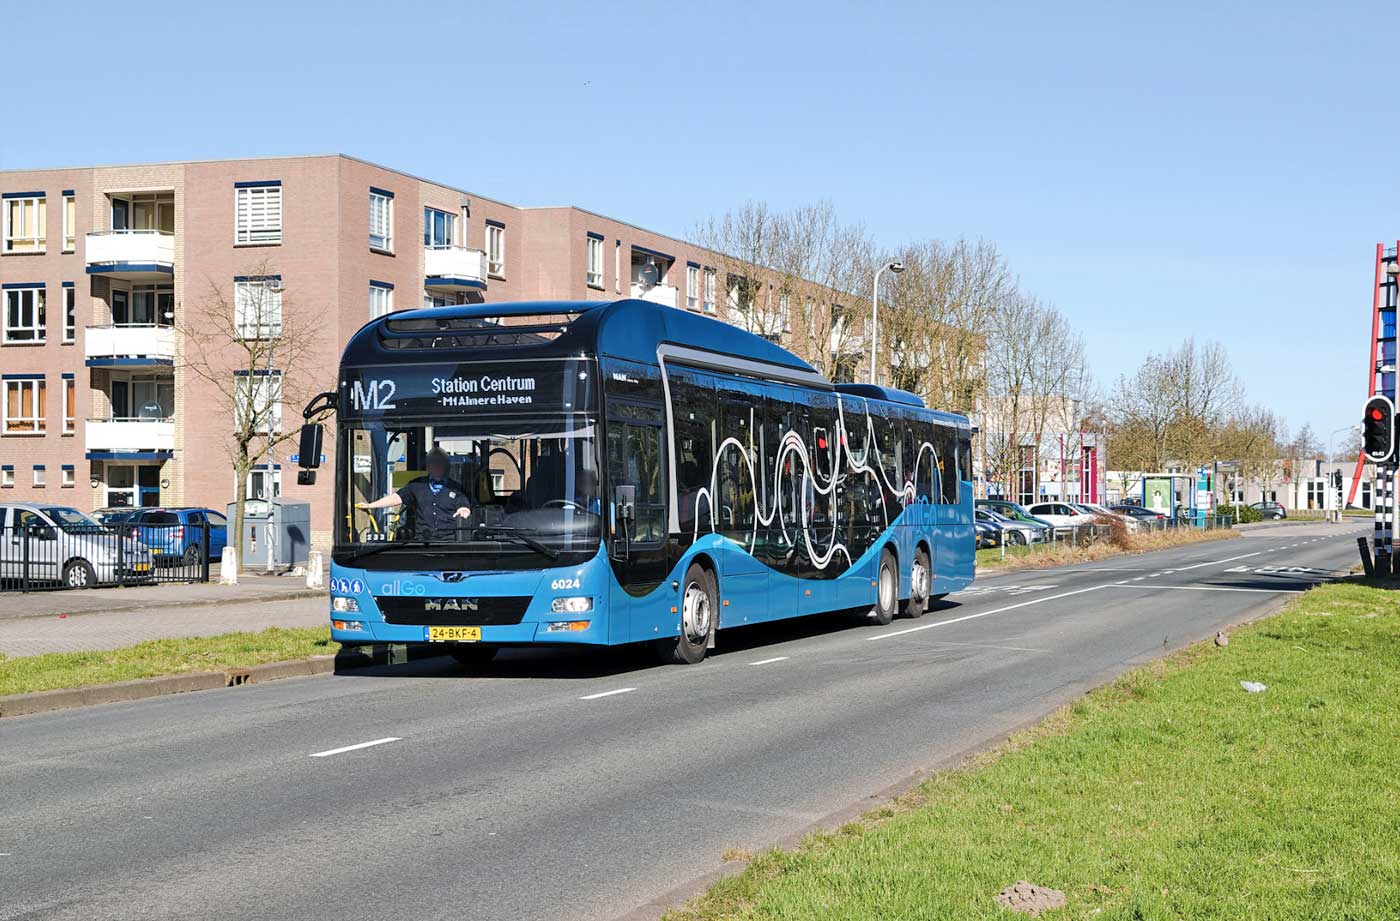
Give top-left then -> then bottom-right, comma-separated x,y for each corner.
310,737 -> 402,758
579,687 -> 637,701
749,656 -> 789,666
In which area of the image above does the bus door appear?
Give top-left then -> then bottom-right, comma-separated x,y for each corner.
605,401 -> 669,640
713,377 -> 768,625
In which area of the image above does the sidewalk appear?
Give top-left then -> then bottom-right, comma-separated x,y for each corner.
0,594 -> 327,657
0,571 -> 325,622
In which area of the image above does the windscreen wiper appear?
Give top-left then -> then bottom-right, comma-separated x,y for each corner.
473,526 -> 561,560
344,539 -> 440,563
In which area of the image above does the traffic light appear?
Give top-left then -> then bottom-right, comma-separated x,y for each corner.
1363,395 -> 1396,464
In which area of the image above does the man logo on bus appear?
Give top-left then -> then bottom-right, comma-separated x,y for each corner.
352,379 -> 397,411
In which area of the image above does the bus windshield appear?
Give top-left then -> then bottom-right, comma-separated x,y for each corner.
338,414 -> 601,567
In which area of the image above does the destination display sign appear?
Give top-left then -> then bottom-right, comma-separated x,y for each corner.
340,359 -> 595,418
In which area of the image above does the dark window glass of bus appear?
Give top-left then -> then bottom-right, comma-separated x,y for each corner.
669,367 -> 714,537
913,418 -> 936,502
874,406 -> 901,496
602,357 -> 664,404
807,390 -> 838,530
936,423 -> 959,504
957,433 -> 972,496
607,421 -> 665,544
768,387 -> 805,570
715,378 -> 757,539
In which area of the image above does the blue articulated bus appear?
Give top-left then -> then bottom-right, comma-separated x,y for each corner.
295,298 -> 974,665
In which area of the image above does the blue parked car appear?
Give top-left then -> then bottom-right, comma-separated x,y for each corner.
97,507 -> 228,566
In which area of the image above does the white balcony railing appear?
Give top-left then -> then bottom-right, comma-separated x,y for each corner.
85,230 -> 175,271
424,245 -> 488,285
86,418 -> 175,453
84,325 -> 176,361
630,283 -> 678,309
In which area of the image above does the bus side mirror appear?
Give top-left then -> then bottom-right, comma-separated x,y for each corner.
616,484 -> 636,523
298,423 -> 323,469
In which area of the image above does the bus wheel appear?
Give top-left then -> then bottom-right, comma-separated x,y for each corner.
868,550 -> 898,626
901,547 -> 930,619
449,645 -> 498,667
657,563 -> 712,665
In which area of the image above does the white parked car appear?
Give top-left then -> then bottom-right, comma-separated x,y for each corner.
1072,502 -> 1140,531
1026,502 -> 1095,529
0,503 -> 155,588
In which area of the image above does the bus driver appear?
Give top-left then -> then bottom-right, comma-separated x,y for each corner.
355,447 -> 474,540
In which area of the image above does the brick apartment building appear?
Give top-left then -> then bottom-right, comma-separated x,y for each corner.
0,154 -> 859,542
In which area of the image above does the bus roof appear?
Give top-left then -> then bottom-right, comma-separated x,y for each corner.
343,298 -> 961,420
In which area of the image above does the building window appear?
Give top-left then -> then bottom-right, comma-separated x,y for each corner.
685,264 -> 699,310
1,467 -> 11,488
779,290 -> 792,332
3,378 -> 46,433
247,465 -> 282,499
3,193 -> 46,254
61,465 -> 75,487
3,286 -> 46,343
62,286 -> 75,342
369,281 -> 394,318
234,182 -> 282,245
33,465 -> 45,487
703,268 -> 716,314
586,234 -> 604,288
486,222 -> 505,276
424,208 -> 455,248
370,188 -> 394,252
62,193 -> 76,252
234,276 -> 283,339
63,377 -> 75,433
234,371 -> 282,434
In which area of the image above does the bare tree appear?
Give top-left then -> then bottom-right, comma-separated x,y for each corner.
880,237 -> 1010,414
693,200 -> 874,380
178,260 -> 327,561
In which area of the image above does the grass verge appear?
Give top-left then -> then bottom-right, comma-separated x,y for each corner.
0,626 -> 337,697
666,581 -> 1400,920
977,525 -> 1236,571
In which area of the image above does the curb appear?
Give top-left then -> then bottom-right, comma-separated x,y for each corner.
0,654 -> 343,719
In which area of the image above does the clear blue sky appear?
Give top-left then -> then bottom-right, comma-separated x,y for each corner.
3,0 -> 1383,446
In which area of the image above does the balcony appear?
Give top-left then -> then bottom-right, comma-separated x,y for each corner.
84,325 -> 175,367
85,231 -> 175,280
424,246 -> 488,296
85,417 -> 175,458
630,283 -> 678,310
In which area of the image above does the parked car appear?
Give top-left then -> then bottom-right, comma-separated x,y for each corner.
1249,501 -> 1287,520
1072,502 -> 1139,531
975,508 -> 1042,545
975,499 -> 1054,531
0,503 -> 155,588
104,507 -> 229,566
974,518 -> 1001,549
1111,504 -> 1167,524
1027,502 -> 1096,528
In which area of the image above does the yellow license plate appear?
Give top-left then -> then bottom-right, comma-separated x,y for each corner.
134,563 -> 151,572
428,626 -> 481,642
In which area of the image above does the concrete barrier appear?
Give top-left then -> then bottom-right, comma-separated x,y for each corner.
306,551 -> 324,589
219,547 -> 238,584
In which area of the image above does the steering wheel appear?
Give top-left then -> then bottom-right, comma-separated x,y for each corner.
543,499 -> 586,512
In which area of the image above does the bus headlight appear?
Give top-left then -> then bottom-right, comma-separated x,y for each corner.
332,619 -> 365,632
550,596 -> 593,614
545,620 -> 591,632
332,596 -> 360,613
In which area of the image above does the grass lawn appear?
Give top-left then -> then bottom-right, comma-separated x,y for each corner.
0,626 -> 337,697
667,581 -> 1400,920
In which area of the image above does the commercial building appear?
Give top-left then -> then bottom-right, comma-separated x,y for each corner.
0,154 -> 868,542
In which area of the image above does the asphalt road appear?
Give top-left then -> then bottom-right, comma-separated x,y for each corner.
0,521 -> 1367,921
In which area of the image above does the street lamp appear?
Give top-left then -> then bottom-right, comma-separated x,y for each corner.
870,261 -> 905,385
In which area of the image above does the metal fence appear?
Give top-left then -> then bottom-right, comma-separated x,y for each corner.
1,521 -> 212,592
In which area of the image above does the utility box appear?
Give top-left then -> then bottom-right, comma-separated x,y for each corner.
228,498 -> 311,568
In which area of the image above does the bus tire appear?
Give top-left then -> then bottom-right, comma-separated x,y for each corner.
449,645 -> 498,667
901,546 -> 930,619
868,550 -> 898,626
657,562 -> 712,665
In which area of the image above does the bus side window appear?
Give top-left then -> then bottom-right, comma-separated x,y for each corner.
669,368 -> 714,535
913,419 -> 935,503
936,424 -> 958,504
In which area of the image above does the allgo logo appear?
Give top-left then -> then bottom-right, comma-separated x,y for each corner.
375,579 -> 426,596
330,577 -> 365,595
